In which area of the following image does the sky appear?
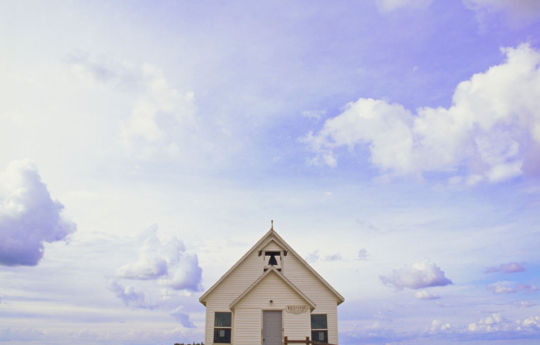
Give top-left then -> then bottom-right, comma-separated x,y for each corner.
1,0 -> 540,344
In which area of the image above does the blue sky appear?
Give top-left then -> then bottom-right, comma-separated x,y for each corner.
1,1 -> 540,344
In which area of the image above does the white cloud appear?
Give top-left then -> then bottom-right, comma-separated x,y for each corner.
468,313 -> 540,334
376,0 -> 432,12
427,319 -> 451,333
0,160 -> 76,266
380,261 -> 452,290
520,315 -> 540,329
117,228 -> 202,292
416,290 -> 441,300
305,44 -> 540,184
120,64 -> 198,160
488,281 -> 538,294
468,313 -> 508,332
485,262 -> 525,273
67,54 -> 198,161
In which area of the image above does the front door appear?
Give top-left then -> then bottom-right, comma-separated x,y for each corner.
263,310 -> 282,345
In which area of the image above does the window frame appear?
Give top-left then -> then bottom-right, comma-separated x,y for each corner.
311,314 -> 328,344
213,311 -> 232,344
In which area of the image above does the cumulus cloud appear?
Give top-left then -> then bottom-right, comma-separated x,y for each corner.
305,44 -> 540,184
109,281 -> 155,309
464,0 -> 540,25
117,229 -> 202,292
0,160 -> 76,266
166,253 -> 203,291
380,261 -> 452,290
376,0 -> 432,12
485,262 -> 525,273
117,231 -> 170,280
488,281 -> 538,294
415,290 -> 441,300
427,319 -> 451,333
520,315 -> 540,329
468,313 -> 509,332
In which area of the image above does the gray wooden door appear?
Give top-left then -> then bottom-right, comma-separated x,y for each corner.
263,311 -> 282,345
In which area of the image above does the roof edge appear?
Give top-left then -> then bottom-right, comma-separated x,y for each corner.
229,267 -> 316,310
199,228 -> 276,304
199,227 -> 345,306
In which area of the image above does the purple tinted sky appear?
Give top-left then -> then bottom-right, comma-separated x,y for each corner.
1,1 -> 540,344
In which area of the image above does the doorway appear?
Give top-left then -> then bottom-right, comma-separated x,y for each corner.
263,310 -> 282,345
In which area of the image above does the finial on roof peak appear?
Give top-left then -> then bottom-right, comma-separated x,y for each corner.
270,219 -> 274,231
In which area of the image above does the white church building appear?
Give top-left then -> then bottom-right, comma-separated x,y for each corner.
199,224 -> 344,345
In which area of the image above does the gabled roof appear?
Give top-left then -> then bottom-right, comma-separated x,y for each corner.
229,267 -> 316,310
199,227 -> 345,305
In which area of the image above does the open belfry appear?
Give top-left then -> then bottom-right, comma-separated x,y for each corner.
199,222 -> 344,345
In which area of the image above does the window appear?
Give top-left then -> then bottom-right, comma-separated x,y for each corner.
214,312 -> 232,343
311,314 -> 328,344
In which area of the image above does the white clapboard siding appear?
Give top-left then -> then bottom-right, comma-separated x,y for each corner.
205,249 -> 263,309
283,308 -> 310,340
235,272 -> 310,344
233,308 -> 261,345
283,253 -> 340,344
263,240 -> 282,251
201,230 -> 343,345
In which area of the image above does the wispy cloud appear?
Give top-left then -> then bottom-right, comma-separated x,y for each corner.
0,160 -> 76,266
305,250 -> 343,262
485,262 -> 525,273
67,54 -> 198,161
488,281 -> 538,294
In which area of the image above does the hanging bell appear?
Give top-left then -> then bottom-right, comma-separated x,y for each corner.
268,253 -> 278,266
